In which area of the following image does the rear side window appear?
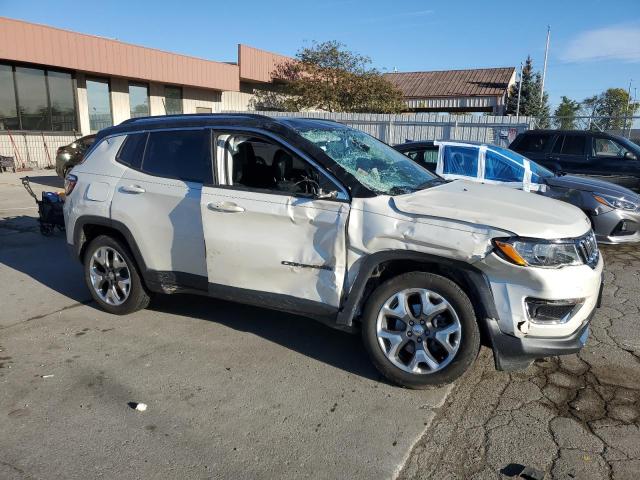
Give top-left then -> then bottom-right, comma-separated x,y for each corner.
514,133 -> 551,153
442,145 -> 479,176
554,135 -> 586,156
142,130 -> 212,183
116,133 -> 147,170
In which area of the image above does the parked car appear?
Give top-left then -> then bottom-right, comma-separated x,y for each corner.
55,134 -> 96,178
394,140 -> 640,244
63,114 -> 602,389
509,130 -> 640,191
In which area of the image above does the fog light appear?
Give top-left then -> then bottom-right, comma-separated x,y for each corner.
525,298 -> 583,324
612,220 -> 637,236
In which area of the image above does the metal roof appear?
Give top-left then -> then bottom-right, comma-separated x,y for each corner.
384,67 -> 515,98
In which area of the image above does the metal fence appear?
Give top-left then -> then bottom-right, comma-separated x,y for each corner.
243,112 -> 535,147
0,131 -> 80,170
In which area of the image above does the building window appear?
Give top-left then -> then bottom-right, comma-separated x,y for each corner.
15,67 -> 50,130
0,63 -> 77,132
164,86 -> 182,115
129,82 -> 149,118
47,71 -> 76,131
87,78 -> 113,132
0,64 -> 19,130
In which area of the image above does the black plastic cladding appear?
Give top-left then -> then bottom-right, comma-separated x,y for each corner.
93,114 -> 374,198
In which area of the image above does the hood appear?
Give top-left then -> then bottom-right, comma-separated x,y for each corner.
546,175 -> 640,201
392,180 -> 590,239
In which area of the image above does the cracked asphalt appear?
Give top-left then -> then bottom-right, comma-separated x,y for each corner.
399,245 -> 640,480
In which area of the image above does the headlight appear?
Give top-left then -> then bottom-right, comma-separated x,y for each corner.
593,193 -> 637,211
493,237 -> 583,268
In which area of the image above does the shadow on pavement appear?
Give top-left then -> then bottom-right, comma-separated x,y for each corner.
23,174 -> 64,189
149,293 -> 381,382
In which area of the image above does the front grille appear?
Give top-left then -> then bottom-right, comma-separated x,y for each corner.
575,231 -> 599,268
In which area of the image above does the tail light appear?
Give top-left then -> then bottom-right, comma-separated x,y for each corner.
64,174 -> 78,196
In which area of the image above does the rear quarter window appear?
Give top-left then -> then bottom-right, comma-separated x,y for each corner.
513,133 -> 552,153
116,133 -> 148,170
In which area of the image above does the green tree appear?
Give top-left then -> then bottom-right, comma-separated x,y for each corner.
251,41 -> 405,113
582,88 -> 639,130
506,56 -> 551,127
553,96 -> 581,129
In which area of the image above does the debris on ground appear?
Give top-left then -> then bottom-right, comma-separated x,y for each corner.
128,402 -> 147,412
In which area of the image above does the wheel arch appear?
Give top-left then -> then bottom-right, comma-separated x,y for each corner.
337,251 -> 499,337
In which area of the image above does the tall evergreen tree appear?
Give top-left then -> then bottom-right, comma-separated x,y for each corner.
506,56 -> 551,126
553,96 -> 581,129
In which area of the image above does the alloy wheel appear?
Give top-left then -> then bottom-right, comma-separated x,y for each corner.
89,246 -> 132,306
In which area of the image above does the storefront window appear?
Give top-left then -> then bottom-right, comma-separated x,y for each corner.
87,78 -> 113,132
0,64 -> 19,130
129,83 -> 149,118
15,67 -> 49,130
48,71 -> 76,131
164,86 -> 182,115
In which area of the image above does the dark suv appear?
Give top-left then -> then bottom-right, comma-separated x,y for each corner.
510,130 -> 640,190
55,134 -> 96,178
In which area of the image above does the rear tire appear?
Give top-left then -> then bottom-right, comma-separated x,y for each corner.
83,235 -> 150,315
361,272 -> 480,389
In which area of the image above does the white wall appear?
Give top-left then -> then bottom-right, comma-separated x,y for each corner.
183,87 -> 222,114
75,73 -> 90,136
149,82 -> 166,116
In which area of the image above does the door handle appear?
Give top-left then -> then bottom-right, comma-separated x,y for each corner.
207,201 -> 245,213
120,185 -> 146,194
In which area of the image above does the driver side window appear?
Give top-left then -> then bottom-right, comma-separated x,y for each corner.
593,138 -> 632,159
221,134 -> 336,196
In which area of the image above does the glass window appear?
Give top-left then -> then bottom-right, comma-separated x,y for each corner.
129,83 -> 149,118
224,135 -> 336,196
442,145 -> 479,177
15,67 -> 50,130
593,138 -> 631,159
0,64 -> 18,130
515,133 -> 552,153
143,130 -> 211,183
87,78 -> 112,132
48,71 -> 76,131
295,124 -> 438,195
559,135 -> 586,156
403,148 -> 438,172
116,133 -> 147,169
485,149 -> 524,182
165,86 -> 182,115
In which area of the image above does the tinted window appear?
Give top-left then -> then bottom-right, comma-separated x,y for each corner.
404,148 -> 438,170
442,146 -> 479,177
143,130 -> 211,183
0,64 -> 19,130
224,135 -> 336,196
117,133 -> 147,169
559,135 -> 586,156
48,71 -> 76,131
15,67 -> 49,130
515,133 -> 552,153
165,86 -> 183,115
87,78 -> 112,132
129,83 -> 149,118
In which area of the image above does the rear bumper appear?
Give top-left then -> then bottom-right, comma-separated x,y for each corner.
487,304 -> 596,371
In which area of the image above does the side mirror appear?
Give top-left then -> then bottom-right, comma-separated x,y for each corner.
624,151 -> 638,161
316,190 -> 338,200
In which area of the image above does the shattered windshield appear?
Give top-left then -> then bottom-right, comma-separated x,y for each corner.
295,124 -> 439,195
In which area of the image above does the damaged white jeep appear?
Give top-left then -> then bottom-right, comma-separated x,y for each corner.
64,114 -> 603,388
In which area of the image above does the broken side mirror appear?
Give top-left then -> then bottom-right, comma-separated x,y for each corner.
316,190 -> 338,200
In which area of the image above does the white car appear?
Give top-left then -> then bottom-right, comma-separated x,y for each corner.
63,115 -> 603,388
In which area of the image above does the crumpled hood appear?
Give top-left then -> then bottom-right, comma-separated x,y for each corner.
392,180 -> 591,239
546,175 -> 640,201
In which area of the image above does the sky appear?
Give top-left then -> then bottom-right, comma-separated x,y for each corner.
2,0 -> 640,112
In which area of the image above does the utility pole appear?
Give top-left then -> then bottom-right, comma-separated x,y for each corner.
624,79 -> 632,138
516,63 -> 523,118
540,25 -> 550,103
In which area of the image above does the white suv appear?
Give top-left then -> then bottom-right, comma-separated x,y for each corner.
64,114 -> 603,388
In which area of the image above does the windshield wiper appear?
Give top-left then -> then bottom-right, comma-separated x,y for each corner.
417,178 -> 447,189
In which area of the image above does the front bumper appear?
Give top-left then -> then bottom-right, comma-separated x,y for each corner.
592,208 -> 640,244
486,304 -> 596,371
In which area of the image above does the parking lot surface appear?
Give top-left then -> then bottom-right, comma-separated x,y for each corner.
0,172 -> 450,479
1,171 -> 639,479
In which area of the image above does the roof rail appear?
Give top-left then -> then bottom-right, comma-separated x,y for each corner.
119,112 -> 273,125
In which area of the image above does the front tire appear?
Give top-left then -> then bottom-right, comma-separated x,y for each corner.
83,235 -> 150,315
361,272 -> 480,389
